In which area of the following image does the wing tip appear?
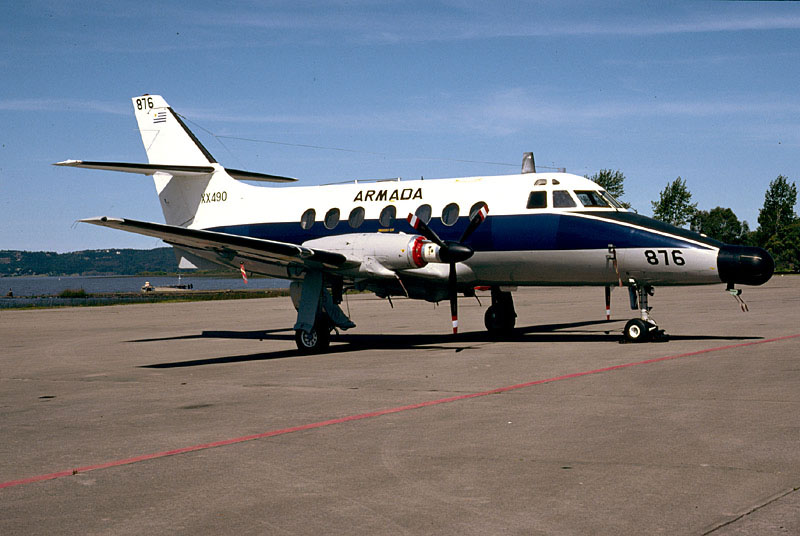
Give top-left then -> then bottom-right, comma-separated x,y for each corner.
80,216 -> 121,225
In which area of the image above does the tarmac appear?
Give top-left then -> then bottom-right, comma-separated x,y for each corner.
2,276 -> 799,535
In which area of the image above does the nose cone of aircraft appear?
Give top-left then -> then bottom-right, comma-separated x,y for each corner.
717,245 -> 774,286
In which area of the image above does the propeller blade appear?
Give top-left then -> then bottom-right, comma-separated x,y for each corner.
409,206 -> 488,336
449,262 -> 458,334
459,203 -> 489,243
407,213 -> 445,247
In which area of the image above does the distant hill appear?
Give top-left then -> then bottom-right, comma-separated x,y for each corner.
0,247 -> 188,276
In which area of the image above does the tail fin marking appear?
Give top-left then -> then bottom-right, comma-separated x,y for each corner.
132,95 -> 216,166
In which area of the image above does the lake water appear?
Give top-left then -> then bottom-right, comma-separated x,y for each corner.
1,274 -> 289,297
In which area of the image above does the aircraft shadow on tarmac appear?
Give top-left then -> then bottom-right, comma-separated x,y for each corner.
136,319 -> 763,369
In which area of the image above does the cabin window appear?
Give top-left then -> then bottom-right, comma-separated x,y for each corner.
469,201 -> 488,219
379,205 -> 396,227
441,203 -> 459,226
526,191 -> 547,209
324,208 -> 340,229
552,190 -> 577,208
348,206 -> 365,228
300,208 -> 316,229
415,204 -> 432,224
575,190 -> 610,208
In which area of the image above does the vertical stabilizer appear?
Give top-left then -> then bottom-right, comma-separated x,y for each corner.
132,95 -> 216,165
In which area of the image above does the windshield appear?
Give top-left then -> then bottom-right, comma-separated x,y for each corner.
598,190 -> 624,209
575,190 -> 611,208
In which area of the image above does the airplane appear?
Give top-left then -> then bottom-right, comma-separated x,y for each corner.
56,94 -> 775,353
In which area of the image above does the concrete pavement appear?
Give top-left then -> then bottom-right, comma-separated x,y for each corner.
2,277 -> 799,534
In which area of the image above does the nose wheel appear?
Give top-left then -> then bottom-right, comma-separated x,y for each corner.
623,318 -> 659,343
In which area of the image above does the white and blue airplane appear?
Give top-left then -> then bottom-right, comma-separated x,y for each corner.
57,95 -> 774,352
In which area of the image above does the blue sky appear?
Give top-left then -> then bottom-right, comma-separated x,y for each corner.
1,0 -> 799,252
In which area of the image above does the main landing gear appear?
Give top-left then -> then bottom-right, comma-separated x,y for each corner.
291,271 -> 355,354
623,281 -> 666,343
484,287 -> 517,336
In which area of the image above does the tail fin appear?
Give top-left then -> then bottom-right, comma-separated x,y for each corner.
58,95 -> 297,229
132,95 -> 216,165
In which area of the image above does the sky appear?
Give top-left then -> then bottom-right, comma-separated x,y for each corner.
1,0 -> 799,252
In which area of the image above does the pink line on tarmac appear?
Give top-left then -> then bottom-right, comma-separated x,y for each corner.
3,333 -> 799,491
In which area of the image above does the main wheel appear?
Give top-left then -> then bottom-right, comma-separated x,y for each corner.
623,318 -> 651,343
294,315 -> 331,354
484,305 -> 516,336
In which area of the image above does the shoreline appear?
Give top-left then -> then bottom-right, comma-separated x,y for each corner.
0,288 -> 291,310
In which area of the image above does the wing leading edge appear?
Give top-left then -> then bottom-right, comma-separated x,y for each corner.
81,217 -> 348,272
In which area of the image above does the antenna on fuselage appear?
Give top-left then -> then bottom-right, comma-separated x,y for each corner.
522,152 -> 536,173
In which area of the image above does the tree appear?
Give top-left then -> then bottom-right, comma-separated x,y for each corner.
651,177 -> 697,227
756,175 -> 798,245
585,169 -> 631,208
690,207 -> 749,244
755,175 -> 799,272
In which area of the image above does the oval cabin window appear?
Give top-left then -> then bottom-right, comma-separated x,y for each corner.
300,208 -> 316,230
324,208 -> 340,229
348,206 -> 365,228
379,205 -> 396,227
441,203 -> 459,226
414,204 -> 432,224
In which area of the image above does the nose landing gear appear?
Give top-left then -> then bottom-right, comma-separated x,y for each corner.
623,281 -> 666,343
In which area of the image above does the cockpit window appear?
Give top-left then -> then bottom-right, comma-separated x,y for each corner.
552,190 -> 577,208
526,191 -> 547,209
575,190 -> 610,208
598,190 -> 623,209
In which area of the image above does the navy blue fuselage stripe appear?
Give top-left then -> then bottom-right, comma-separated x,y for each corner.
209,213 -> 714,252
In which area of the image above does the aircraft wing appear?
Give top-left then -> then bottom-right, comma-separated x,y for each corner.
81,217 -> 349,271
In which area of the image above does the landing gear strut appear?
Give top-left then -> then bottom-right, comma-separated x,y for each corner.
484,287 -> 516,336
623,281 -> 665,343
290,271 -> 355,354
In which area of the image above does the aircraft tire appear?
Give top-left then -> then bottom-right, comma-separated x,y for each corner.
484,305 -> 515,336
623,318 -> 650,343
294,315 -> 331,354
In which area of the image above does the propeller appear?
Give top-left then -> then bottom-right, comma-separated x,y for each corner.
407,203 -> 489,333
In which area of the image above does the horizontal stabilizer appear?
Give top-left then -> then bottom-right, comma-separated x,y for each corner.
225,168 -> 298,183
54,160 -> 214,176
54,160 -> 297,182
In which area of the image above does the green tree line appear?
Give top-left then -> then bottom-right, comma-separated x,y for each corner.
588,170 -> 799,272
0,248 -> 179,276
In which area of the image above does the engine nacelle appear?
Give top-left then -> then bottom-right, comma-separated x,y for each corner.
303,233 -> 443,271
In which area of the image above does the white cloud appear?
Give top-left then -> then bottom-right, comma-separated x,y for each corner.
183,5 -> 800,44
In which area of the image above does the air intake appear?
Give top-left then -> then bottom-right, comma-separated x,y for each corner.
522,152 -> 536,173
